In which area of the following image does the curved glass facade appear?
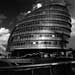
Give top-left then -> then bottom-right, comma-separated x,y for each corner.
7,1 -> 72,57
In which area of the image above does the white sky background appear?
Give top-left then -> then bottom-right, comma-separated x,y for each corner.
71,18 -> 75,36
0,14 -> 10,52
67,18 -> 75,49
0,28 -> 10,51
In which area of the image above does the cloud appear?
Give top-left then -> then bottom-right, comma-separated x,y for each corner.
0,28 -> 10,35
0,28 -> 10,52
71,18 -> 75,36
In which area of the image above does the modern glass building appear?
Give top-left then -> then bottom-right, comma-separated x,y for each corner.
7,0 -> 71,58
2,0 -> 74,74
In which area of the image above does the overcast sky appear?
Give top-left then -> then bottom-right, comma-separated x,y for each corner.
0,0 -> 74,50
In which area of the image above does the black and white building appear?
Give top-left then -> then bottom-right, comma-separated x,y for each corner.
4,0 -> 74,74
7,0 -> 72,58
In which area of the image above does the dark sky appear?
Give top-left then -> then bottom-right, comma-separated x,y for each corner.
0,0 -> 35,30
0,0 -> 74,19
0,0 -> 34,17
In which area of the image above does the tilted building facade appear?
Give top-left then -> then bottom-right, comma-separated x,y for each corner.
7,0 -> 71,57
4,0 -> 74,74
